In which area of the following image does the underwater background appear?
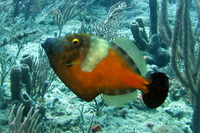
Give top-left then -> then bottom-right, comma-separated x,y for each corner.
0,0 -> 199,132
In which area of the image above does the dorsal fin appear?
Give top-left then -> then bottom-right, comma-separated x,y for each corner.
113,37 -> 147,76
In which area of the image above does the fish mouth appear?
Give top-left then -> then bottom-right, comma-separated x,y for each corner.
41,38 -> 56,55
42,37 -> 68,56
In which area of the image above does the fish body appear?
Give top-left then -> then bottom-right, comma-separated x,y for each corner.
42,33 -> 169,108
38,98 -> 46,103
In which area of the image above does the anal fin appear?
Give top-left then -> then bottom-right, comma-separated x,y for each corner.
102,91 -> 138,107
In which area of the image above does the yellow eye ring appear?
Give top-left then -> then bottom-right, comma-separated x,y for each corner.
72,39 -> 79,45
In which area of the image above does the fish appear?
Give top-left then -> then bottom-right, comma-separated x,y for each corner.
41,33 -> 169,109
38,98 -> 46,103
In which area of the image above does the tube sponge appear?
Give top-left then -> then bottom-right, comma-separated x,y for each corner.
10,65 -> 22,101
21,64 -> 32,96
20,54 -> 33,72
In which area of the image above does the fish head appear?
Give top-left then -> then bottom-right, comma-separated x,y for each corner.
42,33 -> 91,57
42,33 -> 92,69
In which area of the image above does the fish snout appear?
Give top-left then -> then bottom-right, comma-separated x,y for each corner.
41,38 -> 56,55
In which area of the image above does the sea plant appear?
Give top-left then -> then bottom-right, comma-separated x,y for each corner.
9,103 -> 43,133
133,1 -> 200,132
52,0 -> 95,37
89,98 -> 106,116
78,105 -> 94,133
78,1 -> 127,42
171,0 -> 200,132
19,47 -> 56,101
157,0 -> 200,132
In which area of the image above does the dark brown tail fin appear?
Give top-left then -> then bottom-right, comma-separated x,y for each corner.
142,72 -> 169,109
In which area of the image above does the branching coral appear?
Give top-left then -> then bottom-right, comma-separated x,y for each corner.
9,103 -> 43,133
169,0 -> 200,132
52,0 -> 95,37
78,2 -> 127,42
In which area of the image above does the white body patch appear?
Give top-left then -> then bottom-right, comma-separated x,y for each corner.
81,36 -> 111,72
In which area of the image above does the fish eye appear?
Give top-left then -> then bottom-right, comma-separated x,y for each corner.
72,39 -> 80,46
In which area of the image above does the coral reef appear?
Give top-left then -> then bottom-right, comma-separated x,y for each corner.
9,52 -> 53,119
170,0 -> 200,132
147,34 -> 170,68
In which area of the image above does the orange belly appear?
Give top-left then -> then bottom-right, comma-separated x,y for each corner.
51,48 -> 149,101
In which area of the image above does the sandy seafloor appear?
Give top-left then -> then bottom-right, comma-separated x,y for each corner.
0,1 -> 196,133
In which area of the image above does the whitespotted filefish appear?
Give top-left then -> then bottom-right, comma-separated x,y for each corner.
42,33 -> 169,108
